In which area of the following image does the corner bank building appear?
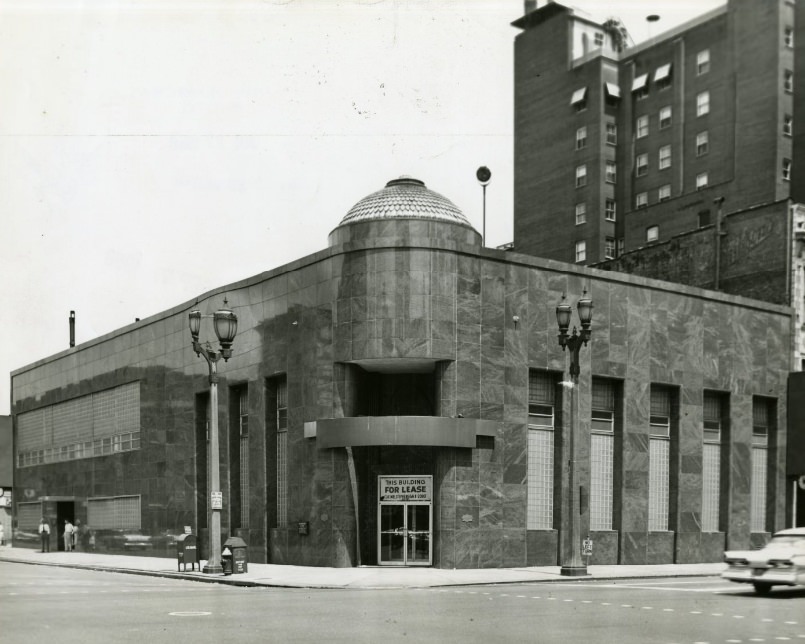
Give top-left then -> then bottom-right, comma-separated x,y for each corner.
11,177 -> 794,568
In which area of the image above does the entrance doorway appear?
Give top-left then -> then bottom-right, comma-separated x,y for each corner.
377,476 -> 432,566
55,501 -> 75,552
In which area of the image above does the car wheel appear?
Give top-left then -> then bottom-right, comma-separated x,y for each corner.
753,583 -> 772,595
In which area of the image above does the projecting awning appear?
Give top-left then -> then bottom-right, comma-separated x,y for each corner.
632,73 -> 648,91
654,64 -> 672,81
570,87 -> 587,105
605,82 -> 620,98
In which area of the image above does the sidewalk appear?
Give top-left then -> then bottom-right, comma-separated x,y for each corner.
0,546 -> 726,590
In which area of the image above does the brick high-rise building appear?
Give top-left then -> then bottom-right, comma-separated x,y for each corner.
513,0 -> 796,265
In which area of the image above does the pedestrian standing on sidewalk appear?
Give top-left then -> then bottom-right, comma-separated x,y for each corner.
63,519 -> 74,552
73,519 -> 81,551
39,517 -> 50,552
0,522 -> 4,546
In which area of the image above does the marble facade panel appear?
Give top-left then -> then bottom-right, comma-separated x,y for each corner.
526,530 -> 558,566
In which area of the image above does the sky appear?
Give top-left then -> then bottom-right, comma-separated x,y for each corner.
0,0 -> 724,415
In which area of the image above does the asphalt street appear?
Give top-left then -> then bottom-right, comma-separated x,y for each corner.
1,561 -> 803,644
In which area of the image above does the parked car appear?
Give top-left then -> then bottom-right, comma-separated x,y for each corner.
722,528 -> 805,594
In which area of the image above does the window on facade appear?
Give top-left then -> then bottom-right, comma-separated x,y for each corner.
646,225 -> 659,242
605,161 -> 616,183
237,387 -> 249,529
784,114 -> 793,137
785,27 -> 794,48
269,375 -> 289,528
649,386 -> 673,531
576,164 -> 587,188
696,49 -> 710,75
659,106 -> 672,129
594,31 -> 604,47
632,73 -> 649,99
636,153 -> 648,177
575,202 -> 586,225
605,236 -> 615,259
617,238 -> 625,256
88,495 -> 141,530
527,371 -> 558,530
605,83 -> 620,105
702,391 -> 725,532
751,397 -> 774,533
783,158 -> 792,181
605,199 -> 616,221
575,240 -> 586,262
606,122 -> 617,145
571,86 -> 588,111
590,379 -> 617,531
784,70 -> 794,93
636,192 -> 648,209
636,115 -> 649,138
658,184 -> 671,201
696,131 -> 709,156
576,126 -> 587,150
696,172 -> 709,190
654,63 -> 672,90
659,145 -> 672,169
697,91 -> 710,117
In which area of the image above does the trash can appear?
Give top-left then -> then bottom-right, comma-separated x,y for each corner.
222,536 -> 248,574
176,534 -> 199,572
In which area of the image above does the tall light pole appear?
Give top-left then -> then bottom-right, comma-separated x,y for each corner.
476,166 -> 491,246
556,290 -> 593,577
189,299 -> 238,575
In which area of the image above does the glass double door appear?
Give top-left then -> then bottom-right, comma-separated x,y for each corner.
378,503 -> 431,566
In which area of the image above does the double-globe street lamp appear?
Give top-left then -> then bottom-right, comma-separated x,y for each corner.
189,299 -> 238,574
556,290 -> 593,577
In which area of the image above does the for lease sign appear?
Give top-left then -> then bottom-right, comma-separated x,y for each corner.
378,476 -> 432,502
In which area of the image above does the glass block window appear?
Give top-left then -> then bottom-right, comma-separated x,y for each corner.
702,391 -> 723,532
17,502 -> 42,531
590,378 -> 616,530
87,495 -> 141,530
649,386 -> 672,531
751,397 -> 774,533
276,377 -> 288,528
238,387 -> 250,529
17,382 -> 141,468
528,371 -> 556,530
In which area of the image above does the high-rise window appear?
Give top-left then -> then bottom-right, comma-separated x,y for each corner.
785,27 -> 794,48
649,386 -> 673,531
659,145 -> 672,170
696,49 -> 710,75
696,172 -> 709,190
659,106 -> 672,129
783,114 -> 793,137
527,371 -> 558,530
575,240 -> 586,263
697,91 -> 710,117
646,225 -> 659,242
751,397 -> 774,533
576,126 -> 587,150
636,192 -> 648,209
658,184 -> 671,202
702,391 -> 725,532
636,153 -> 648,177
605,237 -> 615,259
576,165 -> 587,188
575,202 -> 586,225
605,199 -> 616,221
696,131 -> 709,156
784,70 -> 794,93
606,122 -> 617,145
636,115 -> 649,138
605,161 -> 617,183
590,379 -> 617,531
783,158 -> 792,181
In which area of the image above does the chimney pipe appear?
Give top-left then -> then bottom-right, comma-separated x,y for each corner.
69,310 -> 75,348
524,0 -> 538,14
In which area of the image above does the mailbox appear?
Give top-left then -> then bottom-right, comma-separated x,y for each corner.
176,533 -> 199,572
222,536 -> 248,574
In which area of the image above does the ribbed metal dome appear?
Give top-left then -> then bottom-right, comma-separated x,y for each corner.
338,176 -> 473,227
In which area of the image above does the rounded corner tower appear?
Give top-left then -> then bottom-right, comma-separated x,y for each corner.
328,176 -> 481,247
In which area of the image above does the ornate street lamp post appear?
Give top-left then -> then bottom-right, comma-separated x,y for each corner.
189,299 -> 238,575
556,290 -> 593,576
